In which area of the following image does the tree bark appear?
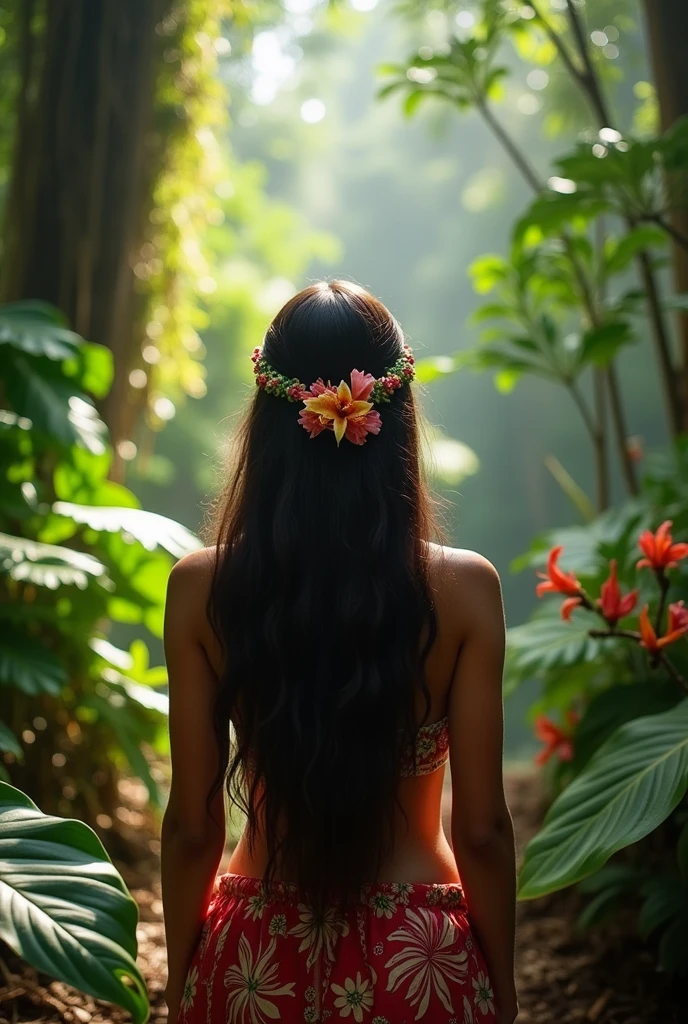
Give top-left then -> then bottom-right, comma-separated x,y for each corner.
0,0 -> 167,443
643,0 -> 688,430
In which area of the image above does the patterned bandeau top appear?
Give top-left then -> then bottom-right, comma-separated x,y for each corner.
399,716 -> 450,777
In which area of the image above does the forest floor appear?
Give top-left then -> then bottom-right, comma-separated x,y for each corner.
0,770 -> 682,1024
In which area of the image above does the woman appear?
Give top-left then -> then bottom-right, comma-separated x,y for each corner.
161,280 -> 518,1024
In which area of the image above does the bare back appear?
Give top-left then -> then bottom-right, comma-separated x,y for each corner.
169,541 -> 507,886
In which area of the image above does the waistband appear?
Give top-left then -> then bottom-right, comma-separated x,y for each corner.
213,871 -> 466,911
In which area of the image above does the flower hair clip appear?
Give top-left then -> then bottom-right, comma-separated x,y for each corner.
250,344 -> 416,446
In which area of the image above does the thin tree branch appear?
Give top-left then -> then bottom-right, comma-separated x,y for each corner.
653,569 -> 670,636
636,249 -> 682,434
475,97 -> 544,193
606,366 -> 639,495
565,0 -> 614,127
546,0 -> 683,434
530,1 -> 585,84
592,368 -> 609,511
645,211 -> 688,254
567,380 -> 597,441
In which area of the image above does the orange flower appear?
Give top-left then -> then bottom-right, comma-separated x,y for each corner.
638,601 -> 688,652
560,597 -> 582,621
298,370 -> 382,446
536,546 -> 581,598
637,520 -> 688,572
533,711 -> 578,766
596,559 -> 638,625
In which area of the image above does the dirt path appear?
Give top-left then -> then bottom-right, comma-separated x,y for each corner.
0,772 -> 681,1023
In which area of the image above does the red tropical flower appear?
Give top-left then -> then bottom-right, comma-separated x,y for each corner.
560,597 -> 583,622
638,602 -> 688,653
596,559 -> 638,625
536,546 -> 582,598
637,520 -> 688,572
533,711 -> 578,766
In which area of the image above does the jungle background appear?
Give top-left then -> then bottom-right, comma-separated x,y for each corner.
1,1 -> 687,1022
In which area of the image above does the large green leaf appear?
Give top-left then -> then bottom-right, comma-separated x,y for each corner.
53,501 -> 202,559
505,611 -> 609,693
604,226 -> 668,275
0,630 -> 67,696
3,355 -> 108,453
0,533 -> 108,588
86,692 -> 161,805
0,722 -> 22,758
510,498 -> 651,575
519,700 -> 688,899
0,303 -> 82,361
0,782 -> 149,1023
572,680 -> 680,772
580,321 -> 634,368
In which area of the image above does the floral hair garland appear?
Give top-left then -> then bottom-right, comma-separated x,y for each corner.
250,343 -> 416,446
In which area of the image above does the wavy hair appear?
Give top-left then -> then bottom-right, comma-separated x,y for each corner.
205,280 -> 442,908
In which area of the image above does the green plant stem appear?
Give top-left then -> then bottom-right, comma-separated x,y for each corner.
654,569 -> 670,636
607,364 -> 639,497
564,0 -> 614,127
656,654 -> 688,693
587,626 -> 688,693
592,369 -> 609,512
475,97 -> 544,193
636,249 -> 682,435
588,627 -> 641,641
567,380 -> 597,441
647,212 -> 688,254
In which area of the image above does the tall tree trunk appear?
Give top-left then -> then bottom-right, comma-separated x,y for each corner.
643,0 -> 688,430
1,0 -> 167,444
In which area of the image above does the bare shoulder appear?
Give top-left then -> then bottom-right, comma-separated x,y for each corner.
165,546 -> 217,638
427,542 -> 504,640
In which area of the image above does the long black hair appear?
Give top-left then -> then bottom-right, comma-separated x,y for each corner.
206,280 -> 441,908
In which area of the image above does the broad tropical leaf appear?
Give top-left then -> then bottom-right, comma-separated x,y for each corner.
0,630 -> 67,696
0,533 -> 108,588
53,502 -> 201,559
519,700 -> 688,899
0,723 -> 22,758
510,499 -> 651,575
0,303 -> 82,361
3,355 -> 108,453
572,680 -> 680,771
505,612 -> 609,693
85,692 -> 161,805
0,782 -> 149,1023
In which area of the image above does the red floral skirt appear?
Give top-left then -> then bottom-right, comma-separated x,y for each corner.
177,872 -> 497,1024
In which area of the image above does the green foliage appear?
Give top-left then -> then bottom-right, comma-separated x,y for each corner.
380,0 -> 686,538
519,701 -> 688,899
0,781 -> 149,1022
0,302 -> 196,815
507,461 -> 688,965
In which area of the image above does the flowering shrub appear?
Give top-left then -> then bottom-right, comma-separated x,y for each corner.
508,467 -> 688,970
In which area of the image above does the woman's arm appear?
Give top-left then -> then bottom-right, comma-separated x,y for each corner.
446,551 -> 518,1024
161,551 -> 226,1020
